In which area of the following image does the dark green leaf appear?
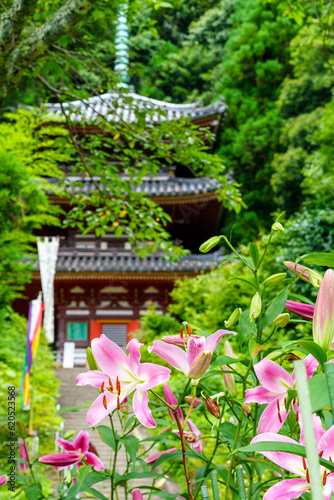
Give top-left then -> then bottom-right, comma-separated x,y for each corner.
301,253 -> 334,267
115,471 -> 166,486
96,425 -> 117,450
238,310 -> 257,339
83,488 -> 109,500
284,340 -> 327,368
309,373 -> 330,412
262,287 -> 289,328
249,243 -> 259,268
121,435 -> 139,464
57,402 -> 91,414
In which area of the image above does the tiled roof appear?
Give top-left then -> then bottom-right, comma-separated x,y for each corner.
60,176 -> 220,198
55,249 -> 223,273
46,92 -> 226,124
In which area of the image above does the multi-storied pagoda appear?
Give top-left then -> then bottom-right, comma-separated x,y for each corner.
15,8 -> 226,363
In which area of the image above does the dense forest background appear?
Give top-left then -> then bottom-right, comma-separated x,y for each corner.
3,0 -> 334,253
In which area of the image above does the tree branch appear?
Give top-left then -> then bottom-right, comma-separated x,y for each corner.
0,0 -> 96,100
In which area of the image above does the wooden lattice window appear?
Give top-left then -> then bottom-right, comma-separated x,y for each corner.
102,323 -> 127,348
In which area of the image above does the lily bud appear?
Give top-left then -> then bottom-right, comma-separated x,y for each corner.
222,341 -> 237,398
272,222 -> 284,232
188,349 -> 212,380
132,490 -> 143,500
285,300 -> 314,321
65,469 -> 72,485
199,236 -> 221,253
313,269 -> 334,352
273,313 -> 290,328
86,347 -> 100,371
185,395 -> 202,407
18,420 -> 27,439
0,475 -> 8,487
250,292 -> 262,321
205,396 -> 221,419
284,261 -> 322,288
308,269 -> 323,289
39,451 -> 81,467
263,273 -> 287,288
63,429 -> 76,440
224,308 -> 242,328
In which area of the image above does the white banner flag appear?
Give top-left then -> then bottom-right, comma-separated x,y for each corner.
37,237 -> 59,343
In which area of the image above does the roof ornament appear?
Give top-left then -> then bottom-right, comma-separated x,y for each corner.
114,3 -> 131,87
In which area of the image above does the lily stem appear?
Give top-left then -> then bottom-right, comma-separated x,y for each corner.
223,405 -> 244,500
193,426 -> 220,500
175,410 -> 193,500
182,385 -> 196,430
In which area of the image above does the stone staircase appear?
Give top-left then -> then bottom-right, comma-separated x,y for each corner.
56,367 -> 180,499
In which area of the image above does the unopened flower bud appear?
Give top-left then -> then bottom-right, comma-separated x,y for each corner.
18,420 -> 27,439
86,347 -> 100,371
272,222 -> 284,233
242,404 -> 251,417
273,313 -> 290,327
263,273 -> 287,288
63,429 -> 76,440
65,469 -> 72,485
185,396 -> 202,407
250,292 -> 262,321
313,269 -> 334,352
224,308 -> 242,328
308,269 -> 323,289
188,349 -> 212,380
199,236 -> 221,253
205,396 -> 221,419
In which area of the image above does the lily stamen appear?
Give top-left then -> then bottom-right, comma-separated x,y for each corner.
101,381 -> 105,392
306,468 -> 310,483
302,457 -> 307,470
323,470 -> 327,486
103,394 -> 107,410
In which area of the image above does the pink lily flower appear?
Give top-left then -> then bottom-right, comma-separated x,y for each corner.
285,300 -> 314,321
313,269 -> 334,352
244,355 -> 318,433
56,430 -> 104,471
145,447 -> 177,465
164,384 -> 203,453
77,335 -> 171,428
0,475 -> 7,487
162,334 -> 202,346
149,329 -> 236,381
251,415 -> 334,500
284,261 -> 312,282
19,438 -> 29,472
40,430 -> 104,471
132,489 -> 143,500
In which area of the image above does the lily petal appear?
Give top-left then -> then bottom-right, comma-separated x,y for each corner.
163,384 -> 183,423
92,335 -> 132,381
251,433 -> 304,475
263,478 -> 310,500
83,451 -> 104,471
76,370 -> 110,388
205,329 -> 236,354
319,424 -> 334,460
0,475 -> 7,487
245,386 -> 280,404
186,336 -> 205,370
127,338 -> 143,373
86,392 -> 118,427
39,451 -> 80,467
145,447 -> 177,465
324,474 -> 334,500
255,358 -> 293,393
73,430 -> 89,454
56,438 -> 75,451
188,419 -> 201,441
136,363 -> 171,391
132,489 -> 143,500
257,398 -> 288,434
148,340 -> 188,375
300,414 -> 324,448
133,390 -> 156,428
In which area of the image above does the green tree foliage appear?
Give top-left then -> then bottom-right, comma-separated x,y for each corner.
0,111 -> 63,307
131,0 -> 232,103
216,0 -> 298,240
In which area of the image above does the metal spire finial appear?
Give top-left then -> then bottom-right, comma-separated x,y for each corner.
114,3 -> 130,86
